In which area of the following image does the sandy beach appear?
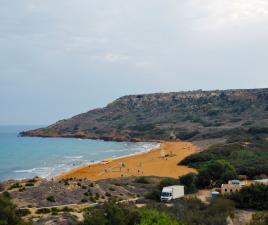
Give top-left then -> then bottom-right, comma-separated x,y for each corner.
58,141 -> 198,181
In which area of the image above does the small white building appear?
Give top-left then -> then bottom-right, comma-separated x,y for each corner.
254,179 -> 268,185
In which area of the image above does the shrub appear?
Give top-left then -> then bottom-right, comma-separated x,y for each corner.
89,196 -> 96,203
81,198 -> 88,203
139,208 -> 184,225
196,160 -> 237,188
19,187 -> 26,192
0,192 -> 31,224
25,182 -> 34,187
36,208 -> 51,214
16,208 -> 31,217
62,206 -> 73,212
46,195 -> 56,202
135,177 -> 151,184
229,184 -> 268,210
159,178 -> 178,189
155,198 -> 235,225
145,189 -> 161,201
105,193 -> 111,197
249,211 -> 268,225
180,139 -> 268,179
51,207 -> 59,215
9,182 -> 22,190
79,201 -> 141,225
179,173 -> 197,194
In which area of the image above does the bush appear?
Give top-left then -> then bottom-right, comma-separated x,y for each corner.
159,178 -> 178,189
145,189 -> 161,201
155,198 -> 235,225
0,192 -> 31,224
180,139 -> 268,179
9,182 -> 22,190
135,177 -> 151,184
139,208 -> 184,225
36,208 -> 51,214
19,187 -> 26,192
196,160 -> 237,188
81,198 -> 88,203
79,201 -> 141,225
249,211 -> 268,225
62,206 -> 73,212
179,173 -> 197,194
51,207 -> 59,215
46,195 -> 56,202
229,184 -> 268,210
25,182 -> 34,187
16,208 -> 31,217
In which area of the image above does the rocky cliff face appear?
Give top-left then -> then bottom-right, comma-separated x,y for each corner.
21,88 -> 268,142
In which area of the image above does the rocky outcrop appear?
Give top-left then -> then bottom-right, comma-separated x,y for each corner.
20,88 -> 268,141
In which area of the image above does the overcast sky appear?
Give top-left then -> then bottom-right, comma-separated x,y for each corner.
1,0 -> 268,125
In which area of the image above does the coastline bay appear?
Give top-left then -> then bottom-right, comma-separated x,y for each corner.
0,126 -> 158,181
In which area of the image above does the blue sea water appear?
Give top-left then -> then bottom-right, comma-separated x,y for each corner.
0,126 -> 158,181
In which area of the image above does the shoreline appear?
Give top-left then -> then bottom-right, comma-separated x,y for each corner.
51,142 -> 160,179
57,141 -> 198,181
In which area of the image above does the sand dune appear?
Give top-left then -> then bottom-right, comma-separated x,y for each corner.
58,141 -> 198,181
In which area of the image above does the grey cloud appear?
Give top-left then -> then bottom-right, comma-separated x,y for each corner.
0,0 -> 268,124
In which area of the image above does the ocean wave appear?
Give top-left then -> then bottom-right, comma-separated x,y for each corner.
14,167 -> 54,178
64,155 -> 83,159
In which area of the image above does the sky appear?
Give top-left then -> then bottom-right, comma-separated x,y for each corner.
1,0 -> 268,125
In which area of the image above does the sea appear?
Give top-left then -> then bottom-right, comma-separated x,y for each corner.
0,126 -> 159,181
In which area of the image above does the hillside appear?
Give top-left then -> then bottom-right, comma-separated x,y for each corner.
20,88 -> 268,142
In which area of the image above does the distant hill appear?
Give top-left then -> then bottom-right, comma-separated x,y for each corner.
20,88 -> 268,142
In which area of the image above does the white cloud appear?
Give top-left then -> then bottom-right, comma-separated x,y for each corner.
91,53 -> 130,63
190,0 -> 268,31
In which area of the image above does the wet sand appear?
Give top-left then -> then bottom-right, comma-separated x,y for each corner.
58,141 -> 198,181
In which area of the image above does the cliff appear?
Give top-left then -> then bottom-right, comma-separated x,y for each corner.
20,88 -> 268,142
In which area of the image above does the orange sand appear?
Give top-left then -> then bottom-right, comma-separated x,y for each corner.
58,141 -> 198,181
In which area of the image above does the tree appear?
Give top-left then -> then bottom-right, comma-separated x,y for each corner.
0,192 -> 31,225
229,184 -> 268,210
179,173 -> 197,194
139,209 -> 184,225
80,201 -> 141,225
197,160 -> 237,188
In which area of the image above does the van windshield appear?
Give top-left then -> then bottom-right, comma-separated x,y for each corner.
161,192 -> 171,197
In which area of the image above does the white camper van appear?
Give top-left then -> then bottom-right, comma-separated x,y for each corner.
161,185 -> 184,201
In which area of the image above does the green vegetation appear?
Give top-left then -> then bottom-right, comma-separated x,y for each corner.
79,198 -> 234,225
22,89 -> 268,142
178,173 -> 197,194
0,192 -> 31,225
196,160 -> 237,188
80,201 -> 141,225
158,198 -> 235,225
25,182 -> 34,187
139,209 -> 184,225
36,208 -> 51,214
180,139 -> 268,179
81,198 -> 88,203
46,195 -> 56,202
135,177 -> 151,184
249,211 -> 268,225
16,209 -> 31,217
9,182 -> 22,190
80,201 -> 184,225
229,184 -> 268,210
